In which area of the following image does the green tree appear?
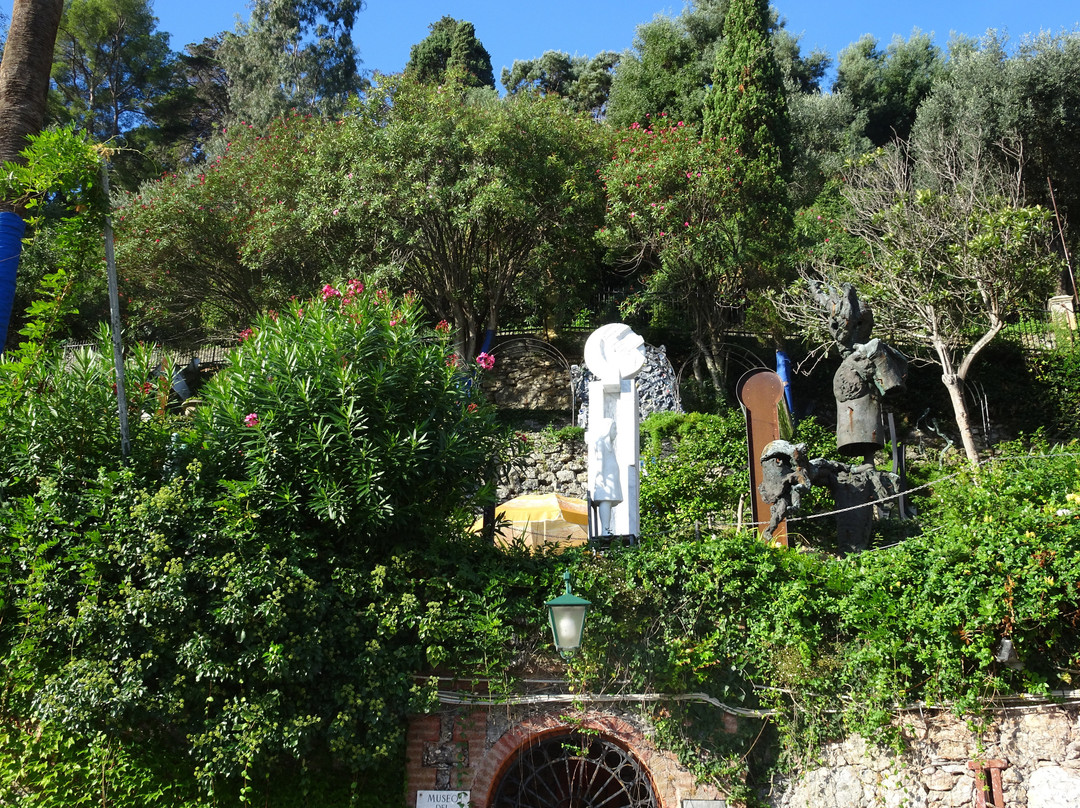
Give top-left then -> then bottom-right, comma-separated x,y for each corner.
1010,30 -> 1080,280
600,119 -> 758,391
218,0 -> 363,128
606,0 -> 827,130
348,73 -> 607,360
405,15 -> 494,90
599,0 -> 797,396
703,0 -> 794,352
115,77 -> 608,351
606,1 -> 726,129
838,136 -> 1060,465
114,111 -> 359,341
833,31 -> 944,146
138,36 -> 232,170
48,0 -> 178,187
787,90 -> 871,207
49,0 -> 173,140
704,0 -> 791,170
912,30 -> 1080,293
501,49 -> 619,118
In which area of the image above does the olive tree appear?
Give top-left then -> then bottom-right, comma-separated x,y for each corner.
839,134 -> 1060,464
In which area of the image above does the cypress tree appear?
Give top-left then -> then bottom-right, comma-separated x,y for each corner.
704,0 -> 790,170
406,16 -> 494,90
702,0 -> 793,291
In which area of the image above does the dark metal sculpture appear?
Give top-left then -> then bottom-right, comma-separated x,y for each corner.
810,282 -> 907,457
752,283 -> 908,552
758,440 -> 902,553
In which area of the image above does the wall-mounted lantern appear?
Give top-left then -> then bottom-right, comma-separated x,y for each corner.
545,571 -> 591,659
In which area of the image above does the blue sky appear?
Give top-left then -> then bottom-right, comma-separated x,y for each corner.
151,0 -> 1078,88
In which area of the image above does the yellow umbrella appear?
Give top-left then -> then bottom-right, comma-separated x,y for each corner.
474,493 -> 589,550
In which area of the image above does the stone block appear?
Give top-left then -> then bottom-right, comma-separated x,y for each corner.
922,769 -> 960,791
1029,766 -> 1080,808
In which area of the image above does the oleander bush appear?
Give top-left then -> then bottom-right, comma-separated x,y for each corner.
0,284 -> 511,806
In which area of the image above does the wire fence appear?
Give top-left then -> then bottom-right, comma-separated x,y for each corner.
62,340 -> 235,368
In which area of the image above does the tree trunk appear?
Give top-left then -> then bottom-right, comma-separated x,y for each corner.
942,372 -> 981,467
0,0 -> 65,199
0,0 -> 65,348
692,333 -> 723,393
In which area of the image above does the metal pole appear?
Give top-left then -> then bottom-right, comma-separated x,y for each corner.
1047,176 -> 1078,312
100,162 -> 130,458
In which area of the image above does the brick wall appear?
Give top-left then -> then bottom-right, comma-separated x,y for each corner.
405,705 -> 729,808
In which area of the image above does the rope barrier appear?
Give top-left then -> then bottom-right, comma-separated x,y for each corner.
644,450 -> 1080,537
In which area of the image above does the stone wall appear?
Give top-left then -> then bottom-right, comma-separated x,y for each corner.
495,434 -> 587,501
478,341 -> 682,423
480,352 -> 574,414
773,704 -> 1080,808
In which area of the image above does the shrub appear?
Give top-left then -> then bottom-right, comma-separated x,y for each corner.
1028,328 -> 1080,440
639,409 -> 750,537
0,284 -> 509,805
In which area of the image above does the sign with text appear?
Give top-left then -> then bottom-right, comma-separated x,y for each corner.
416,791 -> 469,808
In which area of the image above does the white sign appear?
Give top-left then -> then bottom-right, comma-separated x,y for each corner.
681,801 -> 727,808
416,791 -> 469,808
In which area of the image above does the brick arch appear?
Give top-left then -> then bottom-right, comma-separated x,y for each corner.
470,710 -> 672,808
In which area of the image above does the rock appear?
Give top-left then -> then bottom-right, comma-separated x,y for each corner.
922,769 -> 960,791
574,344 -> 682,425
1029,767 -> 1080,808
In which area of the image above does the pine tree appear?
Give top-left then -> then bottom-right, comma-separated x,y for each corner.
703,0 -> 789,168
405,16 -> 494,90
218,0 -> 363,128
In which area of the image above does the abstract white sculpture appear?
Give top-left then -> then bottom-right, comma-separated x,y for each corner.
584,323 -> 646,536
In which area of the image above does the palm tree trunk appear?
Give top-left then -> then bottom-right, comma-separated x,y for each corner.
0,0 -> 65,349
0,0 -> 65,192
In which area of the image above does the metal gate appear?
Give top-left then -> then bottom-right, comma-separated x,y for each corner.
490,731 -> 658,808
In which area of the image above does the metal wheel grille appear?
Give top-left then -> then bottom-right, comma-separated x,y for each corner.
490,731 -> 658,808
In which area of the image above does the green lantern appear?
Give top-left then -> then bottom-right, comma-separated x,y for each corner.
545,571 -> 591,659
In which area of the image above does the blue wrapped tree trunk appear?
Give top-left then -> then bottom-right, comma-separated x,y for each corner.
0,211 -> 26,351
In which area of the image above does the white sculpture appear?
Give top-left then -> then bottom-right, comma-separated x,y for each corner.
584,324 -> 646,536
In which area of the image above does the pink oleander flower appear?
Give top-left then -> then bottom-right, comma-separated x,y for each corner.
467,403 -> 478,413
435,319 -> 450,333
244,412 -> 260,427
446,353 -> 460,367
322,283 -> 341,301
346,279 -> 364,295
238,327 -> 254,343
476,352 -> 495,371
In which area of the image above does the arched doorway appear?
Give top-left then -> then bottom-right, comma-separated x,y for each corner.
489,731 -> 658,808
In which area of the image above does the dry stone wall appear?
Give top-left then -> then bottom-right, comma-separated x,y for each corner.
480,351 -> 574,413
773,704 -> 1080,808
496,434 -> 587,501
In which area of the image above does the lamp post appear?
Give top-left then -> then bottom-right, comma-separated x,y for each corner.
545,571 -> 591,659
